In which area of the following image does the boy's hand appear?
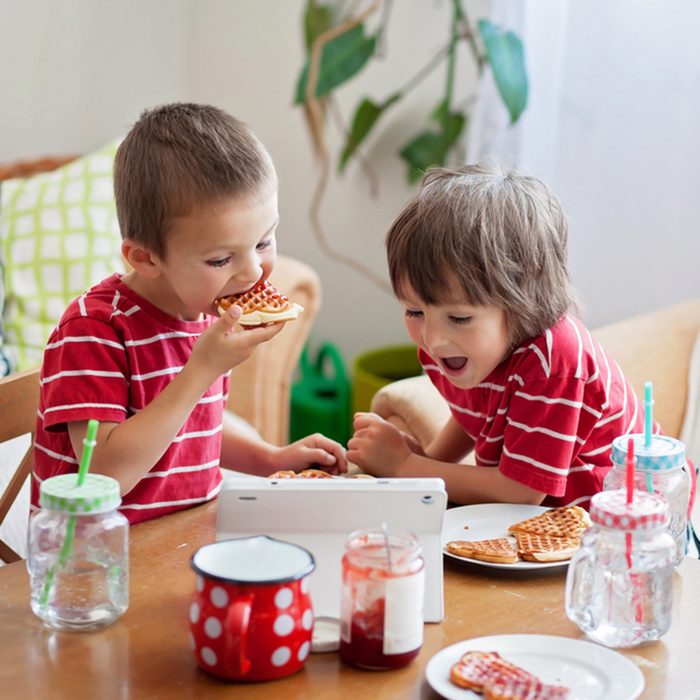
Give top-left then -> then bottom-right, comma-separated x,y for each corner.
189,305 -> 284,379
348,412 -> 417,477
272,434 -> 348,475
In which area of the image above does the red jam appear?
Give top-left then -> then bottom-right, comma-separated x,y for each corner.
339,614 -> 421,670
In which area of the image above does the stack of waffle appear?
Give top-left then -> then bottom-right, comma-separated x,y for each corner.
217,280 -> 303,326
445,506 -> 591,564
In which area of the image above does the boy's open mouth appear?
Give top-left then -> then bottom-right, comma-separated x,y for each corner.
440,356 -> 468,373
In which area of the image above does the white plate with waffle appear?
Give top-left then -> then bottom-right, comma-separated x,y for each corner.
442,504 -> 587,570
425,634 -> 644,700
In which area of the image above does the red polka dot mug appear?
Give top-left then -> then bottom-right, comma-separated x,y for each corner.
190,535 -> 316,681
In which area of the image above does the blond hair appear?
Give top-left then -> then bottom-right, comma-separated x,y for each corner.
114,103 -> 276,258
386,164 -> 576,344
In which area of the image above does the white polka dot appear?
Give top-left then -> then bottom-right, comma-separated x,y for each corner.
301,577 -> 311,594
204,616 -> 223,639
201,646 -> 217,666
195,575 -> 204,592
210,586 -> 229,608
189,602 -> 200,624
302,608 -> 313,630
298,641 -> 310,662
189,633 -> 196,650
273,614 -> 295,637
275,587 -> 293,609
271,646 -> 291,667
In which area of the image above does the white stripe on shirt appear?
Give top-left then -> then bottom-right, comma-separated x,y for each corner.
125,331 -> 200,347
142,460 -> 220,478
172,424 -> 223,442
45,335 -> 124,351
513,390 -> 603,418
42,369 -> 125,385
44,401 -> 128,416
502,445 -> 569,476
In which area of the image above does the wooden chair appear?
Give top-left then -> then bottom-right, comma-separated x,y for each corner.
0,368 -> 40,563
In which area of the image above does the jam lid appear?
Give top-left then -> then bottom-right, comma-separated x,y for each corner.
611,434 -> 686,471
590,489 -> 669,531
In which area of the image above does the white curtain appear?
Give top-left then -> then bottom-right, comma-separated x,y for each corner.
468,0 -> 700,329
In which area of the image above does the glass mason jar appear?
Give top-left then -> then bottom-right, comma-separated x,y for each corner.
339,528 -> 425,670
565,489 -> 674,648
604,434 -> 690,566
27,473 -> 129,630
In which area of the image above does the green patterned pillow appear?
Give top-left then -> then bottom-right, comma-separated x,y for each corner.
0,140 -> 125,370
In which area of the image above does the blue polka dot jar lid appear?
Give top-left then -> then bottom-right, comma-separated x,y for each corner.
39,473 -> 121,514
590,489 -> 669,531
611,434 -> 686,471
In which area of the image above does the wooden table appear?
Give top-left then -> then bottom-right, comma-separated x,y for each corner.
1,501 -> 698,699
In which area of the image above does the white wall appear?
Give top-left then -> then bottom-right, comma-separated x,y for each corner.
0,0 -> 190,158
1,0 -> 696,371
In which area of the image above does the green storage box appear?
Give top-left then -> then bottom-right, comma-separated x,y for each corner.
352,344 -> 422,415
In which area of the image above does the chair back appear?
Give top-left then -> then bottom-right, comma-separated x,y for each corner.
0,368 -> 40,563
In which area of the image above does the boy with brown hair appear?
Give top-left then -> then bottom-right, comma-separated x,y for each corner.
349,164 -> 653,509
32,103 -> 346,523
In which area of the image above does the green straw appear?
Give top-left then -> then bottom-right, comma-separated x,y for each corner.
39,420 -> 99,608
644,381 -> 653,448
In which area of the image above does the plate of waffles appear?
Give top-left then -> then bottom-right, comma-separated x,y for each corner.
442,503 -> 591,570
425,634 -> 644,700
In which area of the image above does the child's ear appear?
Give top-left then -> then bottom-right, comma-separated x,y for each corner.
121,239 -> 162,278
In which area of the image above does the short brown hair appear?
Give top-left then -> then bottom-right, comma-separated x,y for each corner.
386,163 -> 576,344
114,103 -> 275,258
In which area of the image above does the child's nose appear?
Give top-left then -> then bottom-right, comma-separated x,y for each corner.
234,253 -> 262,286
421,322 -> 448,352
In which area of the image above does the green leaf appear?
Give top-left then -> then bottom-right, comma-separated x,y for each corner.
339,93 -> 400,172
294,24 -> 376,104
478,19 -> 528,124
399,132 -> 448,183
303,0 -> 335,52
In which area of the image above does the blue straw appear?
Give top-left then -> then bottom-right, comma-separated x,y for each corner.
644,381 -> 653,448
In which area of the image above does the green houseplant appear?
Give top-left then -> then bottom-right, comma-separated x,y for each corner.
294,0 -> 528,289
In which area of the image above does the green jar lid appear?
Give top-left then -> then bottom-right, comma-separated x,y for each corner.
39,473 -> 121,515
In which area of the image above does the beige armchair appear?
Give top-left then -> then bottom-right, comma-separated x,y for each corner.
372,299 -> 700,445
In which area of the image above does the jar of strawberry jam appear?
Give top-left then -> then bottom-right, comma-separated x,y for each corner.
339,528 -> 424,670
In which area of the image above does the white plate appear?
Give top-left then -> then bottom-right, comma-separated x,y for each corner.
425,634 -> 644,700
442,503 -> 572,570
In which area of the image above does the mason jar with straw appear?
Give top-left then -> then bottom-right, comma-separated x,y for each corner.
566,440 -> 675,647
27,419 -> 129,630
603,381 -> 692,566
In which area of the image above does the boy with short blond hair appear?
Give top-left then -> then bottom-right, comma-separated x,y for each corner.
32,103 -> 345,523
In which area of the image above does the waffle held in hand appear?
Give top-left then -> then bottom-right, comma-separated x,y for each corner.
217,280 -> 303,326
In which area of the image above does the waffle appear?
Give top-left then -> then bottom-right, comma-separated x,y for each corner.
507,506 -> 591,540
297,468 -> 334,479
449,651 -> 538,692
445,538 -> 518,564
514,532 -> 581,563
484,677 -> 570,700
217,280 -> 303,326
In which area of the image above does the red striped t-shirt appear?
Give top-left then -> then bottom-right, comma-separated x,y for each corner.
31,274 -> 226,524
420,315 -> 655,509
